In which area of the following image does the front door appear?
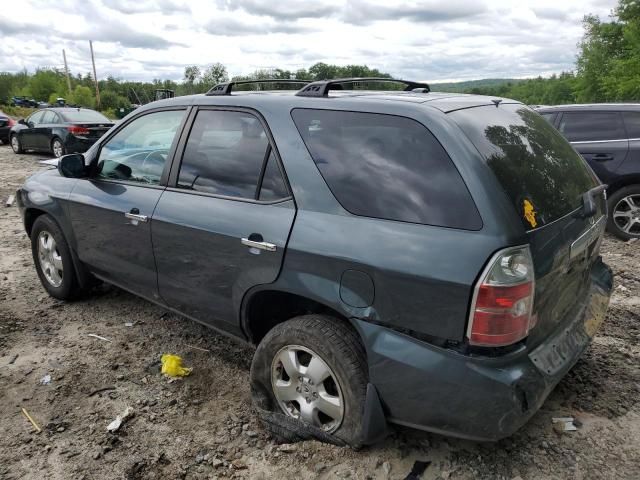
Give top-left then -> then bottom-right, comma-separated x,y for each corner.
20,110 -> 44,150
66,108 -> 186,299
152,108 -> 295,334
558,111 -> 629,184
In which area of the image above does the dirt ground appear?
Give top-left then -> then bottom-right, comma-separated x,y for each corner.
0,143 -> 639,480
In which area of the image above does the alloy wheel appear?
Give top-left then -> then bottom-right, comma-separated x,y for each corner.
52,140 -> 64,158
613,194 -> 640,237
37,231 -> 63,287
271,345 -> 344,433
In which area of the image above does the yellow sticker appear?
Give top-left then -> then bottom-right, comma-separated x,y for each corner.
523,199 -> 537,228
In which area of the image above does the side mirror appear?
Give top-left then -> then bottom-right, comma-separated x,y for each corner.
18,119 -> 26,126
58,154 -> 88,178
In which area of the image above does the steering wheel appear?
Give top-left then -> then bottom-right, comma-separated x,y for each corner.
140,149 -> 167,173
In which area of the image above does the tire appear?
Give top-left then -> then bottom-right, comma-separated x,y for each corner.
607,185 -> 640,241
51,138 -> 65,158
10,134 -> 23,154
31,215 -> 82,300
250,314 -> 368,447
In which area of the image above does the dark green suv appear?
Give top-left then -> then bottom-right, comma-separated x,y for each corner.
17,78 -> 613,447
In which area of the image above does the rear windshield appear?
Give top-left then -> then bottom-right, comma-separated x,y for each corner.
451,104 -> 598,229
292,109 -> 482,230
60,109 -> 110,123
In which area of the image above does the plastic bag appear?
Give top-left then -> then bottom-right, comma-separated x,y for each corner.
161,354 -> 192,377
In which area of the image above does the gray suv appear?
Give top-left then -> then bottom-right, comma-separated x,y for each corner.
17,78 -> 613,446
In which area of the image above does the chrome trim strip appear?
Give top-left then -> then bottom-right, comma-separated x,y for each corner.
570,138 -> 633,145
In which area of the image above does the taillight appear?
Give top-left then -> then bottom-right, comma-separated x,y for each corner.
67,125 -> 90,135
468,246 -> 535,347
8,118 -> 15,127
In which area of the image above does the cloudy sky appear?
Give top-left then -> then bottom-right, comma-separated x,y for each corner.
0,0 -> 617,84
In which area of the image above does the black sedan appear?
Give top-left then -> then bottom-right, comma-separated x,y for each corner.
10,108 -> 114,157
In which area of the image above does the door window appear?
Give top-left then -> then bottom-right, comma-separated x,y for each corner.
259,150 -> 289,201
96,110 -> 185,185
558,112 -> 626,142
28,111 -> 44,125
41,111 -> 56,124
177,110 -> 276,200
292,108 -> 481,229
623,111 -> 640,138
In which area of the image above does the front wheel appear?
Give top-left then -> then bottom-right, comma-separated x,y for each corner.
250,315 -> 368,447
31,215 -> 82,300
11,134 -> 23,154
607,185 -> 640,240
51,138 -> 65,158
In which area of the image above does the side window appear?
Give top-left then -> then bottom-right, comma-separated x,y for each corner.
41,111 -> 56,124
177,110 -> 270,199
539,112 -> 556,125
623,111 -> 640,138
558,112 -> 626,142
259,150 -> 289,201
291,109 -> 481,230
96,110 -> 184,185
28,111 -> 44,125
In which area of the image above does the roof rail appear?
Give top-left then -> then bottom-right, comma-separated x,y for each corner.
206,79 -> 311,96
295,77 -> 431,97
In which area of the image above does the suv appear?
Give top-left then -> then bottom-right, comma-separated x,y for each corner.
537,104 -> 640,240
17,79 -> 613,446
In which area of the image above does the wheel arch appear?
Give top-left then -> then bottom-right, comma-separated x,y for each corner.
241,287 -> 360,346
607,174 -> 640,195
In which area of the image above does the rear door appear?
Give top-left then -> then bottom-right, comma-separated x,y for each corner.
557,111 -> 628,184
152,108 -> 295,335
34,110 -> 56,150
452,104 -> 605,347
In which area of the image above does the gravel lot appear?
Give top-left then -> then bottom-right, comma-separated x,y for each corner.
0,143 -> 639,480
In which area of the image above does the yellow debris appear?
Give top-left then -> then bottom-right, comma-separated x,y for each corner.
160,354 -> 192,377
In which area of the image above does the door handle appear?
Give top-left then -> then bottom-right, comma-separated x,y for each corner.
125,208 -> 148,223
241,238 -> 276,252
593,154 -> 614,162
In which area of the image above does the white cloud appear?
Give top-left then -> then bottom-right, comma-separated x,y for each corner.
0,0 -> 618,83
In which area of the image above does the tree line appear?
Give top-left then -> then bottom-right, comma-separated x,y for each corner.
0,0 -> 637,115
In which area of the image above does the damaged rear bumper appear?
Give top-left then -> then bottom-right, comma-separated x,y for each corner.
354,258 -> 613,441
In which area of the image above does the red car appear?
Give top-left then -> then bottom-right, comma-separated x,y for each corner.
0,111 -> 16,144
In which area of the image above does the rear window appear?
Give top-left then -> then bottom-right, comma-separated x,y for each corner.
451,104 -> 598,229
623,111 -> 640,138
291,109 -> 481,230
60,109 -> 110,123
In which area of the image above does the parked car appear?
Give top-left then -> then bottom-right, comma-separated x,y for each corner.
11,96 -> 38,108
0,110 -> 16,144
16,79 -> 613,446
10,107 -> 114,157
537,104 -> 640,240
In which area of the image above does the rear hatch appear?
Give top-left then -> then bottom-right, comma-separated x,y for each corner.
451,104 -> 606,348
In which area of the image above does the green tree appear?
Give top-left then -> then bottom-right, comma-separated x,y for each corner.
69,85 -> 95,108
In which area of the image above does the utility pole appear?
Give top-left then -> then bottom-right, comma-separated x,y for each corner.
62,49 -> 72,94
89,41 -> 101,109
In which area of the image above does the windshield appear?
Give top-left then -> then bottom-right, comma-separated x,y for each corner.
60,110 -> 110,123
451,104 -> 598,229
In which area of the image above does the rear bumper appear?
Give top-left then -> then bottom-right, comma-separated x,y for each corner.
355,258 -> 613,441
64,136 -> 99,153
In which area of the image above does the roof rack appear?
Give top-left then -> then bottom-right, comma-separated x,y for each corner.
295,77 -> 431,97
206,79 -> 311,96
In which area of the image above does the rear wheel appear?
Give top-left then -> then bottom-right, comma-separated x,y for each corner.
250,315 -> 368,447
607,185 -> 640,240
10,134 -> 23,154
51,138 -> 65,158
